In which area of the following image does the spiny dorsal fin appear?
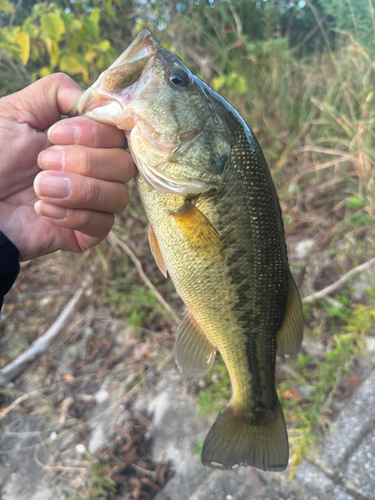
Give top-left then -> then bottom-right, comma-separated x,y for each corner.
277,270 -> 303,357
148,224 -> 168,278
172,202 -> 225,263
201,400 -> 288,471
175,310 -> 216,377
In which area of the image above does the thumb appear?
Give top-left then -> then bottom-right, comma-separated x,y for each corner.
1,73 -> 84,130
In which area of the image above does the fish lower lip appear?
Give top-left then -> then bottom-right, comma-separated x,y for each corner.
84,99 -> 120,114
84,100 -> 123,120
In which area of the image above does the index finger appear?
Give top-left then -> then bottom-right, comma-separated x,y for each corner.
48,116 -> 127,149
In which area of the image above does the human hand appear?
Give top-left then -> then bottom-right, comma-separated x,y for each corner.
0,73 -> 136,261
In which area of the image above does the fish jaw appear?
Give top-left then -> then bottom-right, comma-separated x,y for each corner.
69,29 -> 157,129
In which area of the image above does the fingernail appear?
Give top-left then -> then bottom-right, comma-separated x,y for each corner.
34,201 -> 68,220
48,124 -> 79,145
38,149 -> 65,170
34,173 -> 72,199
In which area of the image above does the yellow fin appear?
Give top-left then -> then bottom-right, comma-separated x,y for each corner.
277,270 -> 303,357
172,202 -> 225,262
175,310 -> 216,377
201,400 -> 288,471
148,225 -> 168,278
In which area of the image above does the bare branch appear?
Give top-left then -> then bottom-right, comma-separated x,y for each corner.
302,257 -> 375,303
0,276 -> 91,387
109,233 -> 180,324
229,3 -> 242,36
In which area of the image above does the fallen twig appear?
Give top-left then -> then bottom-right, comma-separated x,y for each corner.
302,257 -> 375,304
0,275 -> 91,387
109,232 -> 180,324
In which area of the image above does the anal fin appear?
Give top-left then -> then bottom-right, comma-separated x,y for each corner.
277,270 -> 303,357
148,225 -> 168,278
172,202 -> 225,263
175,310 -> 216,377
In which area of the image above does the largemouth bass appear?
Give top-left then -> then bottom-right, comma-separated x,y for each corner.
71,30 -> 303,472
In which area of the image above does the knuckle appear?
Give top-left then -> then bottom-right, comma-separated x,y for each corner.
78,209 -> 95,228
85,179 -> 100,206
114,185 -> 129,212
78,148 -> 92,176
78,210 -> 114,236
49,72 -> 74,87
89,121 -> 104,148
64,147 -> 91,175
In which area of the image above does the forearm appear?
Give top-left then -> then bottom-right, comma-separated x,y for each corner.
0,231 -> 20,311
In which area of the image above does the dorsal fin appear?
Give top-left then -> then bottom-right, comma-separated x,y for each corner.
175,310 -> 216,377
148,224 -> 168,278
277,270 -> 303,357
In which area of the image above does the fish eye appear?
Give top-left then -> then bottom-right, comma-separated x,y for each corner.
168,68 -> 189,88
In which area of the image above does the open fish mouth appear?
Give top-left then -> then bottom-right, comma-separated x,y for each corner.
69,30 -> 157,126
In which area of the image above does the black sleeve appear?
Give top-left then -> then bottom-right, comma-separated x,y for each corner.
0,231 -> 20,311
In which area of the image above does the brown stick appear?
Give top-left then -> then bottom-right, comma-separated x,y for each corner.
109,233 -> 180,324
302,257 -> 375,303
0,275 -> 91,387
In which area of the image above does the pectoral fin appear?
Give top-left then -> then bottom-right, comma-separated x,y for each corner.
172,202 -> 225,262
277,271 -> 303,357
148,225 -> 168,278
175,310 -> 216,377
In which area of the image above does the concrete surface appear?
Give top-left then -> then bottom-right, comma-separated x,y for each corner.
150,364 -> 375,500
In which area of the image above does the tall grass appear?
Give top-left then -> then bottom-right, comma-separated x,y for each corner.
197,22 -> 375,242
304,35 -> 375,218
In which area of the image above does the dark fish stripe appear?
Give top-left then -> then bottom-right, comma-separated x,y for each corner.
212,124 -> 288,421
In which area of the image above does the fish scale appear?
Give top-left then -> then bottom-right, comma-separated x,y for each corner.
71,29 -> 303,472
193,125 -> 288,412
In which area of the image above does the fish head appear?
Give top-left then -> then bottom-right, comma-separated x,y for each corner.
70,30 -> 232,195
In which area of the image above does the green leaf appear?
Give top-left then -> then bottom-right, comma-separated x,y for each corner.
83,19 -> 98,38
41,13 -> 65,42
84,50 -> 97,63
233,75 -> 246,95
44,37 -> 60,66
211,75 -> 226,92
98,40 -> 110,52
71,19 -> 82,32
60,11 -> 73,31
0,0 -> 14,14
59,54 -> 89,83
83,8 -> 101,38
14,31 -> 30,65
346,196 -> 365,208
39,67 -> 53,77
59,54 -> 87,74
90,7 -> 100,27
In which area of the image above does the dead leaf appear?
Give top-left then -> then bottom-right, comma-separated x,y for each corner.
282,388 -> 302,402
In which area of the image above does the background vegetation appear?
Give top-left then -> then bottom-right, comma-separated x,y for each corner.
1,0 -> 375,495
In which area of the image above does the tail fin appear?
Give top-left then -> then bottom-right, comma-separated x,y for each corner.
201,400 -> 288,471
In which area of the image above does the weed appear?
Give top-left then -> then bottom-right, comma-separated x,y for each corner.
102,285 -> 162,329
283,291 -> 373,479
198,354 -> 230,417
68,461 -> 117,500
194,436 -> 204,457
